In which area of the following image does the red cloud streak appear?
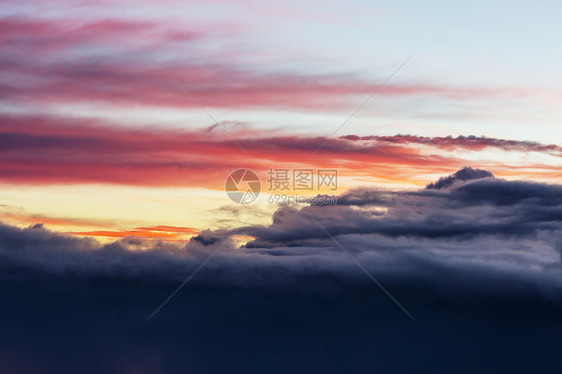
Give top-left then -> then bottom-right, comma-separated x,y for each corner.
0,115 -> 560,188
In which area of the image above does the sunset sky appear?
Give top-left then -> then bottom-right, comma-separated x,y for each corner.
1,1 -> 562,372
1,0 -> 561,240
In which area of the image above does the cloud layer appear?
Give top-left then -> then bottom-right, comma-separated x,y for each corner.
1,168 -> 561,372
1,115 -> 560,188
1,168 -> 560,295
2,3 -> 562,372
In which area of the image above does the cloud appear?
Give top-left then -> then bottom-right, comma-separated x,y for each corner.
68,225 -> 199,241
0,17 -> 202,53
233,170 -> 562,247
0,17 -> 554,114
1,114 -> 560,187
2,7 -> 562,373
0,204 -> 119,232
1,168 -> 560,288
1,169 -> 562,372
425,166 -> 495,189
345,134 -> 562,155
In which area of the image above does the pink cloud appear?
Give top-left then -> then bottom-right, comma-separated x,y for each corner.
0,114 -> 559,188
0,17 -> 547,112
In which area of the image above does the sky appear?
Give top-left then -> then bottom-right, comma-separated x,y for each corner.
1,0 -> 561,239
1,1 -> 562,372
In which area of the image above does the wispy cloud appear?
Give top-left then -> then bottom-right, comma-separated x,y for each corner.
69,225 -> 199,241
0,114 -> 559,187
1,17 -> 555,114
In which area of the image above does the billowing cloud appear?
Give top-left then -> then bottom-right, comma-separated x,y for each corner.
1,168 -> 560,290
231,168 -> 561,246
425,166 -> 494,189
1,169 -> 561,372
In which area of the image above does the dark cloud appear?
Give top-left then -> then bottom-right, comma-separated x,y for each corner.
236,172 -> 561,247
345,134 -> 562,155
1,168 -> 560,290
425,166 -> 494,189
1,169 -> 562,372
441,178 -> 562,206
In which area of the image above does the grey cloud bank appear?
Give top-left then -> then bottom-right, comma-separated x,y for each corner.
1,168 -> 561,373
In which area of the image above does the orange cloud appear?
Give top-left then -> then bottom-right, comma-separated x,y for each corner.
0,211 -> 114,229
68,226 -> 199,241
